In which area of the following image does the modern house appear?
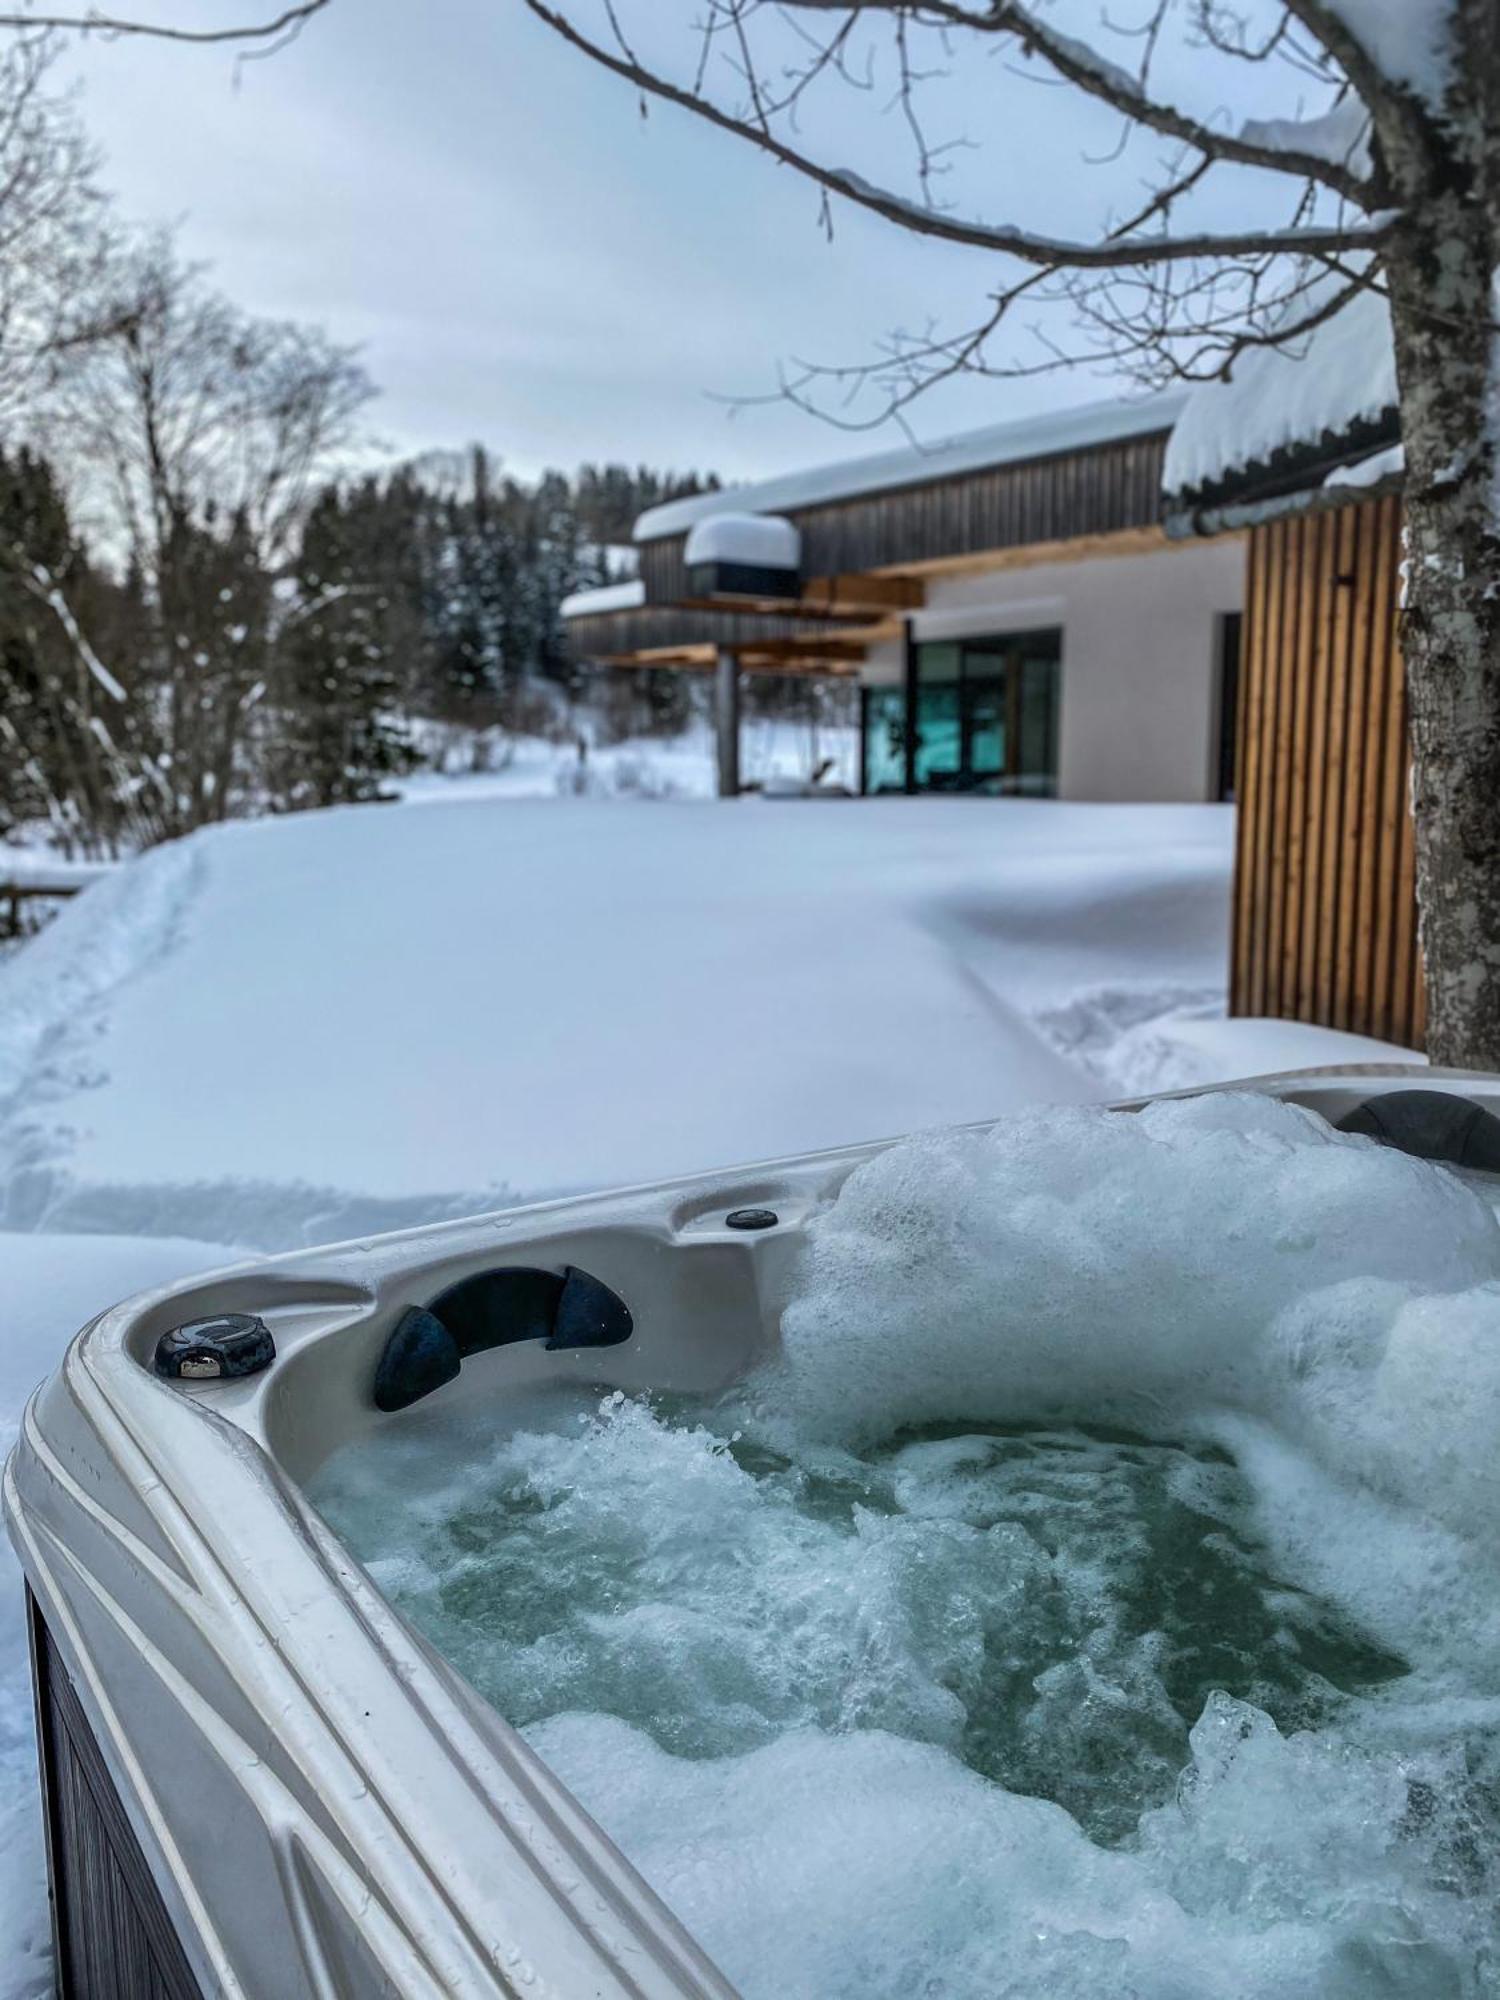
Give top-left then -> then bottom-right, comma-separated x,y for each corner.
565,327 -> 1421,1050
563,395 -> 1246,806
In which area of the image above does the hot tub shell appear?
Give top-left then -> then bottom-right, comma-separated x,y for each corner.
6,1064 -> 1488,1999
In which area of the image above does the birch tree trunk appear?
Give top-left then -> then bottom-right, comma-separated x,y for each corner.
1385,5 -> 1500,1068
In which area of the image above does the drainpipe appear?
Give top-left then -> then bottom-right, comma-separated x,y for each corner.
715,647 -> 741,799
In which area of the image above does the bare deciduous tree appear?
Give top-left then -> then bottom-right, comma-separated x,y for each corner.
0,31 -> 114,413
527,0 -> 1500,1069
42,236 -> 372,831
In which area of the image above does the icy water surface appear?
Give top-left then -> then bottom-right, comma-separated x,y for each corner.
311,1095 -> 1500,1998
322,1398 -> 1404,1847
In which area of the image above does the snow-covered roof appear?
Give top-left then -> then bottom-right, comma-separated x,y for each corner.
559,578 -> 646,620
683,513 -> 801,571
634,391 -> 1185,543
1163,284 -> 1397,503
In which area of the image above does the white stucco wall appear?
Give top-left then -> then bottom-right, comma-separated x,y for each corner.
861,534 -> 1246,803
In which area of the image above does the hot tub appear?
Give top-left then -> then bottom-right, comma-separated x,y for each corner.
7,1065 -> 1500,1999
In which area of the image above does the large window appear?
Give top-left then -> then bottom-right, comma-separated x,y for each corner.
863,627 -> 1061,796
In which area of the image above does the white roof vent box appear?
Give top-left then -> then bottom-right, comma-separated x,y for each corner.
683,512 -> 802,603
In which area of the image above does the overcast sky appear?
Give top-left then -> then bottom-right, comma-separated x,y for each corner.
61,1 -> 1296,489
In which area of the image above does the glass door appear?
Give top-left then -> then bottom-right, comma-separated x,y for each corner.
962,674 -> 1007,788
952,632 -> 1060,795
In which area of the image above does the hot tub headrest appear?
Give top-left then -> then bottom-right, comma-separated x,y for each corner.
373,1265 -> 633,1414
1334,1088 -> 1500,1171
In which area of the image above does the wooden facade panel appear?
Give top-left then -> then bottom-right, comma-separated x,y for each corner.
636,430 -> 1172,605
1231,495 -> 1425,1049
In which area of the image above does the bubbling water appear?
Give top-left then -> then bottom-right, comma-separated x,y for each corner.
311,1094 -> 1500,1998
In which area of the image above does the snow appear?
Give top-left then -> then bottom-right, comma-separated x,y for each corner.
1052,1006 -> 1423,1100
1321,0 -> 1455,113
29,570 -> 127,706
1023,14 -> 1137,100
1163,281 -> 1396,499
0,759 -> 1418,1994
557,578 -> 645,618
0,851 -> 112,891
393,719 -> 862,805
682,512 -> 800,571
1325,440 -> 1405,490
1238,96 -> 1372,175
0,798 -> 1237,1239
635,392 -> 1186,542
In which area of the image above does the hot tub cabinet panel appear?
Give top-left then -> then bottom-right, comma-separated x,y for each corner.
4,1063 -> 1487,1998
29,1590 -> 202,2000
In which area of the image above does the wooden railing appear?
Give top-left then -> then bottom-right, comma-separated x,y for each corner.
1,876 -> 87,941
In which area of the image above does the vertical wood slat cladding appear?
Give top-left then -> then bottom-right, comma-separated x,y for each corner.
28,1591 -> 203,2000
1231,495 -> 1425,1048
637,431 -> 1172,603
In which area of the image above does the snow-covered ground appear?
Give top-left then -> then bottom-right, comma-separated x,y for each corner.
0,761 -> 1416,1997
394,715 -> 862,805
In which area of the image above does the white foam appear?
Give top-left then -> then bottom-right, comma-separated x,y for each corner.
527,1703 -> 1493,1999
313,1093 -> 1500,1998
769,1094 -> 1500,1495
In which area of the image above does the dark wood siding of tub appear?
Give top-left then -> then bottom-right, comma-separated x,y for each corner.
29,1590 -> 203,2000
638,428 -> 1172,602
1231,494 -> 1425,1049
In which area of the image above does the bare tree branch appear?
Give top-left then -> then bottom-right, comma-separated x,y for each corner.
521,0 -> 1387,268
0,1 -> 329,44
784,0 -> 1377,205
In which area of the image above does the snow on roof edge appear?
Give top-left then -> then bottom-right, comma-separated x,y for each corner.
1162,283 -> 1398,504
560,578 -> 647,620
633,391 -> 1186,543
683,512 -> 801,569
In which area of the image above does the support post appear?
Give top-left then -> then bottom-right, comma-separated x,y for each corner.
901,615 -> 919,795
715,647 -> 741,799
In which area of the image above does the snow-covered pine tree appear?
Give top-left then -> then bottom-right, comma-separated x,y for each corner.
0,446 -> 159,854
270,481 -> 419,811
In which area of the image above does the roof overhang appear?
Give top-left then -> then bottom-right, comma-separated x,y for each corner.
634,391 -> 1185,543
1163,412 -> 1404,539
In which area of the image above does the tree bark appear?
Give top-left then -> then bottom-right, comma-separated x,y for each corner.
1385,6 -> 1500,1067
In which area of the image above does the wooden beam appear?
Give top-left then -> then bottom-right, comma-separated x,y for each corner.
675,572 -> 924,622
597,643 -> 719,668
597,646 -> 858,679
799,574 -> 925,615
735,634 -> 868,664
736,657 -> 862,678
870,522 -> 1240,583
